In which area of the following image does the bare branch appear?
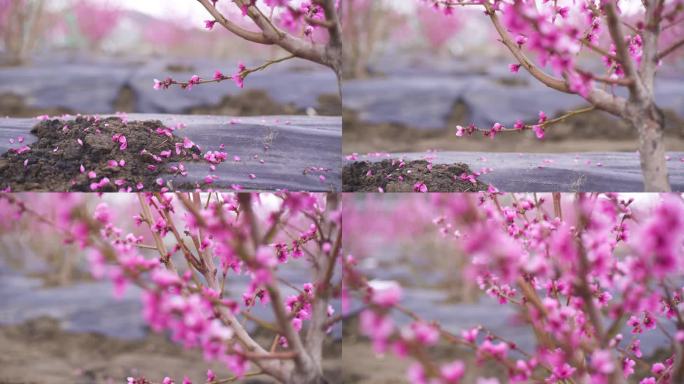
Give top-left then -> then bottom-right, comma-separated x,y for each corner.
160,55 -> 295,90
483,3 -> 570,93
305,194 -> 341,365
658,37 -> 684,60
315,0 -> 343,49
529,106 -> 596,130
235,0 -> 328,67
641,0 -> 664,94
604,2 -> 643,98
584,87 -> 628,116
196,0 -> 271,44
237,193 -> 311,374
137,194 -> 178,274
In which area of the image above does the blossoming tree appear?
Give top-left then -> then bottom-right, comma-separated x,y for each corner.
0,0 -> 45,65
345,192 -> 684,384
417,2 -> 463,53
154,0 -> 342,92
341,0 -> 410,78
422,0 -> 684,192
73,0 -> 122,50
1,192 -> 341,384
341,0 -> 384,79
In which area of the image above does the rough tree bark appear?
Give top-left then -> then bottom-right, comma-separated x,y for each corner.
675,337 -> 684,383
607,1 -> 671,192
626,102 -> 671,192
481,0 -> 674,191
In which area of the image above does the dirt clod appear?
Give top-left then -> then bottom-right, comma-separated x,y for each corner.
342,159 -> 488,192
0,116 -> 200,191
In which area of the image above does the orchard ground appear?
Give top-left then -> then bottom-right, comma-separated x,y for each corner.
342,56 -> 684,191
0,56 -> 342,191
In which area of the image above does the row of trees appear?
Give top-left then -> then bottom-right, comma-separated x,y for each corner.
0,0 -> 126,64
341,0 -> 466,78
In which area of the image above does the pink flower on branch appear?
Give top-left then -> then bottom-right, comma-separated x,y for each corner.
152,0 -> 343,93
344,192 -> 684,383
233,63 -> 247,89
204,20 -> 217,30
419,0 -> 684,190
0,192 -> 341,384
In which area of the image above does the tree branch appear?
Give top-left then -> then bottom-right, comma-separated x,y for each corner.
604,2 -> 643,98
641,0 -> 663,95
305,194 -> 341,365
175,193 -> 290,381
316,0 -> 343,52
234,0 -> 328,67
237,193 -> 311,374
196,0 -> 271,44
137,194 -> 178,274
657,37 -> 684,60
482,2 -> 570,93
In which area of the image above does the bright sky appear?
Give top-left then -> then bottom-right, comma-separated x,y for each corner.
46,0 -> 212,24
107,0 -> 209,23
386,0 -> 643,14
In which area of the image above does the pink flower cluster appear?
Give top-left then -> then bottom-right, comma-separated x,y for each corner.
0,192 -> 341,384
455,110 -> 548,140
346,193 -> 684,384
422,0 -> 684,148
154,62 -> 248,91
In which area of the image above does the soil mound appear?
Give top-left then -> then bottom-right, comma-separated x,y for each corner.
0,116 -> 200,191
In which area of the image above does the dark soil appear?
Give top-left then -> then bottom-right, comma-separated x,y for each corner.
0,88 -> 136,118
0,116 -> 200,191
165,63 -> 196,73
0,316 -> 342,384
315,94 -> 343,116
0,90 -> 341,118
493,76 -> 530,87
341,315 -> 508,384
189,91 -> 342,117
113,85 -> 136,113
342,159 -> 488,192
0,93 -> 74,118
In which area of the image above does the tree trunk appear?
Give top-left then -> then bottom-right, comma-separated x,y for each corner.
628,103 -> 671,192
327,51 -> 342,100
264,357 -> 328,384
673,341 -> 684,383
285,195 -> 339,384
